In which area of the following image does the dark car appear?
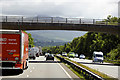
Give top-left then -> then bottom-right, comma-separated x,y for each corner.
46,54 -> 54,61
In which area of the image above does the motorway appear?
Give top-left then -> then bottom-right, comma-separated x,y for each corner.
1,56 -> 79,80
69,58 -> 119,79
0,56 -> 119,80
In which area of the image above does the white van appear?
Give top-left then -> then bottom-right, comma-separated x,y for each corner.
93,51 -> 104,63
31,47 -> 40,57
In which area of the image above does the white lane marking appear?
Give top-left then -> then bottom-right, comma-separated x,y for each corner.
56,60 -> 73,80
27,75 -> 29,77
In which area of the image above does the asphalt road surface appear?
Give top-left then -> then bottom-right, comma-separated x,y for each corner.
1,56 -> 79,80
69,58 -> 119,79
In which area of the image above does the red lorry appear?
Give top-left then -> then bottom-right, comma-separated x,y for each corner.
0,30 -> 29,72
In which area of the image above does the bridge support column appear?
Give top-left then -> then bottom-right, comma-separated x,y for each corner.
118,28 -> 120,38
118,23 -> 120,37
118,33 -> 120,38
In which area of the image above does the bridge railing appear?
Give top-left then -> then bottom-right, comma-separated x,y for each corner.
0,16 -> 118,25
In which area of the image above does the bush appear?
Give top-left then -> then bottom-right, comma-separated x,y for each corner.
107,44 -> 120,60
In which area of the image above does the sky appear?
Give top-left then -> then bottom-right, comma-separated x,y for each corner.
0,0 -> 120,19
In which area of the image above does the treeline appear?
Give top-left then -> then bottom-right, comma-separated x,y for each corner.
23,31 -> 35,47
34,41 -> 68,47
42,32 -> 120,60
103,15 -> 120,25
104,15 -> 120,23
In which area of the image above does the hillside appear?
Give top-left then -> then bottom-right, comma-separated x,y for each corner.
27,30 -> 87,42
26,30 -> 87,47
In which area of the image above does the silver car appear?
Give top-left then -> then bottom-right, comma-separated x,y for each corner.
79,54 -> 85,59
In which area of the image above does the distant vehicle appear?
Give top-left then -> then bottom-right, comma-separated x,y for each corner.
68,52 -> 75,58
45,53 -> 50,57
31,47 -> 40,57
38,46 -> 42,56
75,54 -> 78,58
62,52 -> 67,57
0,30 -> 29,71
79,54 -> 85,59
46,54 -> 54,61
93,51 -> 104,63
56,54 -> 61,56
29,50 -> 36,60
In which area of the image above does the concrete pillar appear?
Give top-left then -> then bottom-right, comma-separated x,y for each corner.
118,28 -> 120,38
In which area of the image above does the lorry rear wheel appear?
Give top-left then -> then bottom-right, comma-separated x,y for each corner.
36,53 -> 39,57
22,62 -> 24,70
25,60 -> 28,70
33,57 -> 36,60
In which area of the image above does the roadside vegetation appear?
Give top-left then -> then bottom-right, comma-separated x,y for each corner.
43,32 -> 120,63
23,31 -> 35,47
98,15 -> 120,25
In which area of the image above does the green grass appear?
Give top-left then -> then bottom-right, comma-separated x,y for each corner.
66,64 -> 86,79
104,60 -> 120,64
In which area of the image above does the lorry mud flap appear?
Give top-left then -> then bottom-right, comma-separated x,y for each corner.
1,69 -> 23,76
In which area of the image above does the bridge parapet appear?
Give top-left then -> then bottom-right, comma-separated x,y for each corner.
0,16 -> 118,25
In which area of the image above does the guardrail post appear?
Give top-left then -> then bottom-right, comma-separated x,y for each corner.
66,18 -> 67,23
51,17 -> 53,23
6,16 -> 7,22
80,19 -> 81,24
22,17 -> 23,23
37,17 -> 38,23
93,19 -> 95,24
45,20 -> 46,23
106,21 -> 108,25
18,20 -> 19,25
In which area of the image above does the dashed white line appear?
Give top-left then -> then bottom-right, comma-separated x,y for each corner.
27,75 -> 29,77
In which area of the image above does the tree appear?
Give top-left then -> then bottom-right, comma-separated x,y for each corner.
23,31 -> 35,47
28,33 -> 34,47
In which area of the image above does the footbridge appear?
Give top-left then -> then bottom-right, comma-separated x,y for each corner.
1,16 -> 120,36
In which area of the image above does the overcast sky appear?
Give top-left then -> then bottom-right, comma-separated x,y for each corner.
0,0 -> 120,19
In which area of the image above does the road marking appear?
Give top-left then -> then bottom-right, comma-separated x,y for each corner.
27,75 -> 29,77
56,61 -> 73,80
0,77 -> 2,80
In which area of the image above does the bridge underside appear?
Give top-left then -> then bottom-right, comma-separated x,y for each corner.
1,22 -> 120,36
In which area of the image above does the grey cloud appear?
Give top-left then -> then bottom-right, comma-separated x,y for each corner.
1,0 -> 119,18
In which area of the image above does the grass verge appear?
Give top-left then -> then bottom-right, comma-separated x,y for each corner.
104,60 -> 120,64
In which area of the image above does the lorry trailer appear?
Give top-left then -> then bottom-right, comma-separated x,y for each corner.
0,30 -> 29,72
